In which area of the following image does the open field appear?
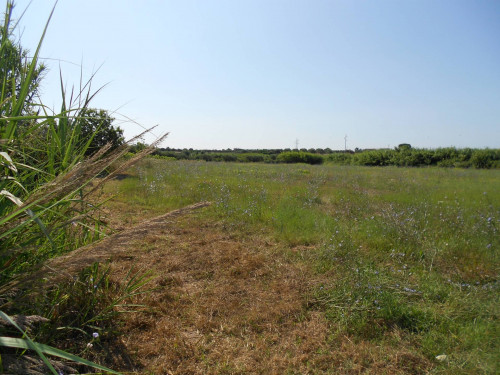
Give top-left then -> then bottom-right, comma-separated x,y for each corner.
2,3 -> 499,373
97,160 -> 499,374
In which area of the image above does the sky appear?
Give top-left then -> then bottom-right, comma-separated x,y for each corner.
12,0 -> 500,150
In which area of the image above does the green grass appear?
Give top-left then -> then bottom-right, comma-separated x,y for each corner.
110,159 -> 500,374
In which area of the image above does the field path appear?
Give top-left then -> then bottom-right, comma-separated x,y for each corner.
44,201 -> 430,374
40,202 -> 212,281
107,205 -> 319,374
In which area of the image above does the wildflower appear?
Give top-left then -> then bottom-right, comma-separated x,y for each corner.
93,332 -> 99,339
87,342 -> 93,348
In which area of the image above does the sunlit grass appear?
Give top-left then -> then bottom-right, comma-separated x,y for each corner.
109,159 -> 499,373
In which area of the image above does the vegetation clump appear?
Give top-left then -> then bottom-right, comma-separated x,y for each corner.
276,151 -> 324,165
0,2 -> 161,373
141,145 -> 500,169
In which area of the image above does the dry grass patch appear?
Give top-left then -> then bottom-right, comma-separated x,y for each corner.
97,212 -> 431,374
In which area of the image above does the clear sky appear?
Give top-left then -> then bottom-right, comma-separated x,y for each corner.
13,0 -> 500,150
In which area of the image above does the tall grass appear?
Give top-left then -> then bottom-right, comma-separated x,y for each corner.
0,0 -> 96,283
0,2 -> 166,373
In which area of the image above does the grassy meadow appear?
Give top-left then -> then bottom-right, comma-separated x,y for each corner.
2,2 -> 497,373
104,159 -> 500,374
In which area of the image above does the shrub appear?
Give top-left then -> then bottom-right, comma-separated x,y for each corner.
237,153 -> 266,163
470,149 -> 498,169
353,150 -> 393,166
326,152 -> 353,165
276,151 -> 324,165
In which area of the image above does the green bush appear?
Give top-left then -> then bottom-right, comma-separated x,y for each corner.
350,147 -> 499,169
353,150 -> 393,166
470,149 -> 498,169
237,153 -> 267,163
276,151 -> 324,165
326,152 -> 353,165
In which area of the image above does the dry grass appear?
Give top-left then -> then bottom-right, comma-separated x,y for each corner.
41,197 -> 431,374
23,185 -> 437,374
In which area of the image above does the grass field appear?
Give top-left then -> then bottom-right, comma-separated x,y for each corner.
103,159 -> 499,374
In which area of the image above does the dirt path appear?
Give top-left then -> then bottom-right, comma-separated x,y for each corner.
45,204 -> 430,374
109,213 -> 320,374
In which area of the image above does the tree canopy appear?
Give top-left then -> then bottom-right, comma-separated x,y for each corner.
78,108 -> 124,156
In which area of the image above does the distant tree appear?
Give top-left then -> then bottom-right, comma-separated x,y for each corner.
79,108 -> 124,156
130,142 -> 147,153
397,143 -> 412,151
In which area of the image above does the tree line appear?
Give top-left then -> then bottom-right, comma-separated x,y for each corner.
130,144 -> 499,169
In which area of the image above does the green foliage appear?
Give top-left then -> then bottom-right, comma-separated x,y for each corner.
0,3 -> 175,374
0,6 -> 46,120
79,108 -> 124,156
344,147 -> 500,168
470,149 -> 497,169
29,263 -> 153,353
129,141 -> 148,153
0,333 -> 120,375
0,1 -> 125,284
397,143 -> 412,151
326,152 -> 353,165
148,147 -> 499,169
276,151 -> 324,165
1,264 -> 144,374
352,150 -> 393,166
0,3 -> 146,372
237,153 -> 268,163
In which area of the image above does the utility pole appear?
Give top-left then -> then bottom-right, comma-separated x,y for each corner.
344,134 -> 347,151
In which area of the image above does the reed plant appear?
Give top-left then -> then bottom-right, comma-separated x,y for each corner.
1,1 -> 165,373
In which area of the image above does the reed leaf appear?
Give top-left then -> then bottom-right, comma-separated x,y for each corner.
0,336 -> 122,374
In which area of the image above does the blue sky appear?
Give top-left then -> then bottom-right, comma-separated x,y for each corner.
14,0 -> 500,150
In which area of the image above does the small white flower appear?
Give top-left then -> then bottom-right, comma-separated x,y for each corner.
86,342 -> 93,348
435,354 -> 447,361
92,332 -> 99,339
